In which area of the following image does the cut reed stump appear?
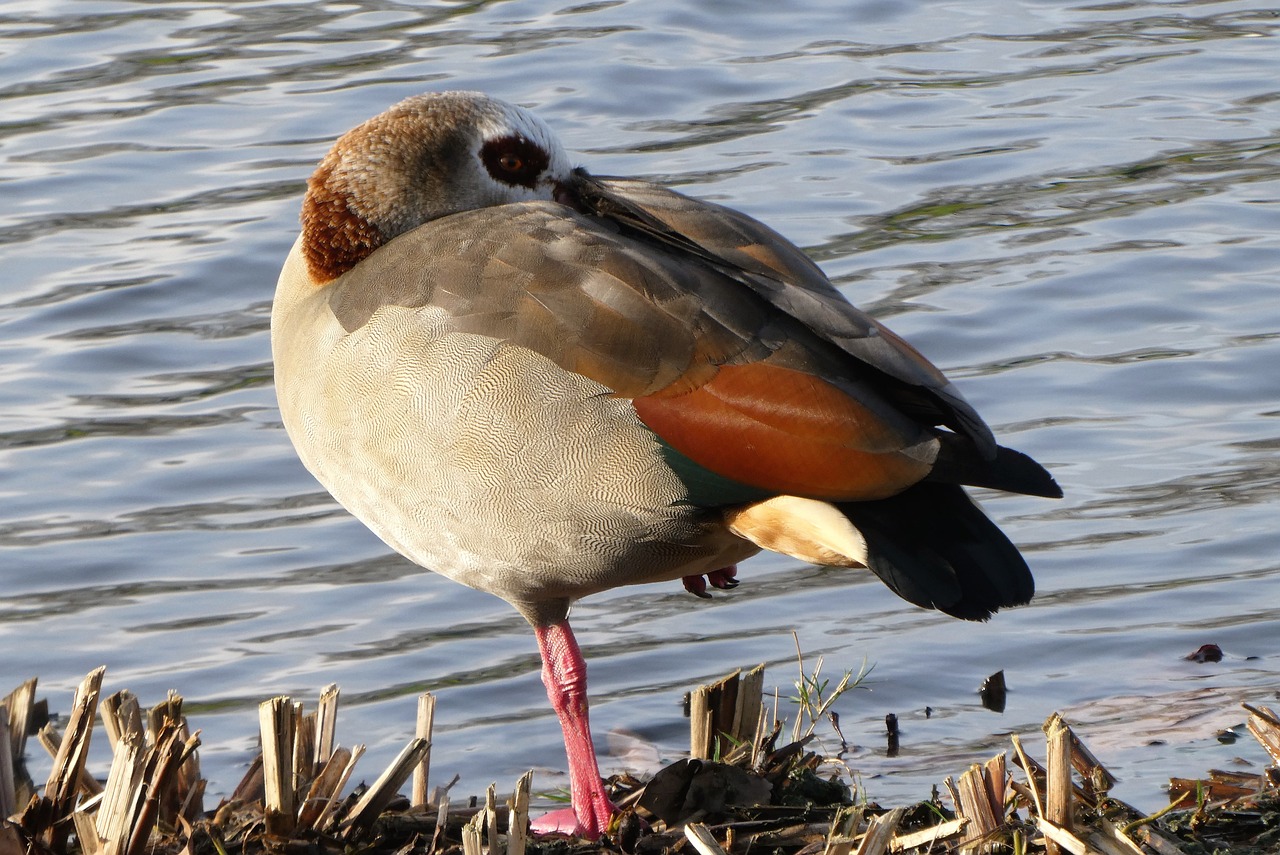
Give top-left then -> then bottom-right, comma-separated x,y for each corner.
6,666 -> 1280,854
687,665 -> 765,763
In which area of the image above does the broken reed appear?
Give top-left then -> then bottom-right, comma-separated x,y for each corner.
1,670 -> 454,855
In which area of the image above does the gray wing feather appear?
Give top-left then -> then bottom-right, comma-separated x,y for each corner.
580,175 -> 997,455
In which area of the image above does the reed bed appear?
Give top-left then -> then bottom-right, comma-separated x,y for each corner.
4,667 -> 1279,855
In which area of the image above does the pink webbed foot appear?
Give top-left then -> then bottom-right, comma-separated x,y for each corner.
682,564 -> 740,599
708,566 -> 739,589
530,806 -> 606,837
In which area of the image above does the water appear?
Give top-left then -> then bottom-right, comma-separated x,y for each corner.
3,0 -> 1279,813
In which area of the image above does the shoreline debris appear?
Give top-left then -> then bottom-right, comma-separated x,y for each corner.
5,668 -> 1280,854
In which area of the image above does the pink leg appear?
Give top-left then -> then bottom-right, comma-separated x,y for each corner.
530,621 -> 614,839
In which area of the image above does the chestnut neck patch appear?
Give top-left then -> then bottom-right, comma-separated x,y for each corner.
300,159 -> 386,283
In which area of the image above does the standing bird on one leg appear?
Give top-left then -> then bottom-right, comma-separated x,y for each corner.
271,91 -> 1061,839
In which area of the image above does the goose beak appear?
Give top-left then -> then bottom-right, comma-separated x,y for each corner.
552,167 -> 594,211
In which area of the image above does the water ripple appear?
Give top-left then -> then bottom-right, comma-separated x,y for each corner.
2,0 -> 1277,812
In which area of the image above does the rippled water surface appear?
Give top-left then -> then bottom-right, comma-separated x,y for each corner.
3,0 -> 1279,812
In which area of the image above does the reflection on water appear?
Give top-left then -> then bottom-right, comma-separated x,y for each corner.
2,0 -> 1279,811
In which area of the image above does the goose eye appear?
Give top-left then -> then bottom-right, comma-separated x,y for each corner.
481,134 -> 550,190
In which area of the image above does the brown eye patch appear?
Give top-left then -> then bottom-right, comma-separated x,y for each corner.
480,134 -> 551,189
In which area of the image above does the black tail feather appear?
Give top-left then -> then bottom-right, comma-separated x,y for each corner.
928,437 -> 1063,499
838,482 -> 1035,621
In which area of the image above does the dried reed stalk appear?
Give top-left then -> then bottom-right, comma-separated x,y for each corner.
100,691 -> 143,755
734,664 -> 766,764
429,792 -> 451,855
297,745 -> 355,831
39,724 -> 104,798
484,783 -> 499,854
461,809 -> 484,855
95,731 -> 143,854
690,669 -> 738,760
131,726 -> 201,855
821,804 -> 862,855
314,684 -> 340,775
956,763 -> 1001,853
412,692 -> 436,808
293,701 -> 313,795
888,817 -> 967,852
854,806 -> 903,855
0,704 -> 15,819
3,678 -> 37,763
42,667 -> 105,847
684,822 -> 729,855
1036,817 -> 1089,855
1043,713 -> 1073,855
506,771 -> 532,855
259,696 -> 296,836
340,737 -> 430,832
689,665 -> 766,762
1244,702 -> 1280,765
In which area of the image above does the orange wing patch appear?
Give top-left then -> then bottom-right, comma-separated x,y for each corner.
632,362 -> 934,501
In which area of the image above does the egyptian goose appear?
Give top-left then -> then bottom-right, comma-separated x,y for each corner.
272,91 -> 1060,839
